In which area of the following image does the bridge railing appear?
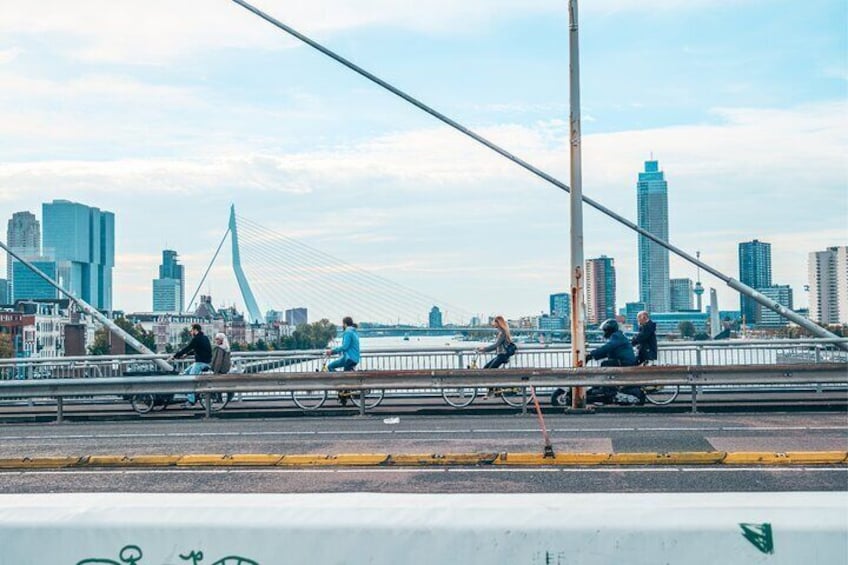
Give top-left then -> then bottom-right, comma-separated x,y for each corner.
0,338 -> 846,382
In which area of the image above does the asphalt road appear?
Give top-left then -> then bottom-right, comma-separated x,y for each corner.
1,410 -> 845,493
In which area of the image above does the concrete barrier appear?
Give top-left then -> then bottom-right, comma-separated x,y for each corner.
0,492 -> 845,564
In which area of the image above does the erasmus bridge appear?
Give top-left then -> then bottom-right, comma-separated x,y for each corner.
0,1 -> 845,563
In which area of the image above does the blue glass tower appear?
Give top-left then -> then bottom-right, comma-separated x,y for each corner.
637,160 -> 670,313
153,249 -> 184,312
42,200 -> 114,310
738,239 -> 772,325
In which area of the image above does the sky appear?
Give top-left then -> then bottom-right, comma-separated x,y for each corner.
0,0 -> 846,323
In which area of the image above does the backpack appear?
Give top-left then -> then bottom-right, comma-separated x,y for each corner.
504,341 -> 517,357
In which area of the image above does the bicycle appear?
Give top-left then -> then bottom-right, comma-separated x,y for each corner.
549,361 -> 680,407
128,367 -> 233,415
441,352 -> 532,409
290,356 -> 385,411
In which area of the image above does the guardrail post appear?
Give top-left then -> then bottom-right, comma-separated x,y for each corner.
56,397 -> 64,423
203,392 -> 212,419
521,386 -> 528,415
358,389 -> 366,417
690,347 -> 703,414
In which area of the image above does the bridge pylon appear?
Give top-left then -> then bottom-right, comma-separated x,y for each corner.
229,205 -> 263,324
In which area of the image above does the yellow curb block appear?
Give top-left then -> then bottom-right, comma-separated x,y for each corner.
389,453 -> 498,466
0,457 -> 81,469
495,453 -> 611,466
126,455 -> 181,466
82,455 -> 134,466
227,454 -> 284,466
723,452 -> 791,465
176,454 -> 229,466
786,451 -> 848,465
607,452 -> 728,466
278,454 -> 389,466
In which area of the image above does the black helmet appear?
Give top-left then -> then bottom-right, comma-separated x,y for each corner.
600,319 -> 619,338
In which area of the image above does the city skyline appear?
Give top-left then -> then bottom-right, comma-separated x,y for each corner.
0,1 -> 845,317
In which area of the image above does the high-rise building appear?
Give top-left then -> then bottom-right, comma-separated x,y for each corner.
0,278 -> 7,304
6,211 -> 41,299
549,292 -> 571,321
808,246 -> 848,325
624,301 -> 646,328
152,249 -> 184,313
636,160 -> 670,313
12,260 -> 58,301
669,278 -> 694,312
758,285 -> 794,328
738,239 -> 772,325
42,200 -> 114,310
285,307 -> 308,326
585,256 -> 616,324
428,306 -> 443,328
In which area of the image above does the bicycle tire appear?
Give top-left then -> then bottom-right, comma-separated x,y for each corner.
550,387 -> 570,407
130,394 -> 155,414
499,386 -> 532,408
200,392 -> 232,412
441,387 -> 477,408
291,389 -> 328,411
643,385 -> 680,405
351,389 -> 385,409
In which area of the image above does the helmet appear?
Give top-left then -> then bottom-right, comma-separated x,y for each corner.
600,319 -> 619,338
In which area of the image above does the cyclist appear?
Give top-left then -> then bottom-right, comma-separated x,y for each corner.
476,315 -> 516,369
170,323 -> 212,407
631,310 -> 658,365
325,316 -> 360,372
584,318 -> 644,405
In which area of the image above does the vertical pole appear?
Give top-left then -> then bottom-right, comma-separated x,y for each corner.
568,0 -> 587,409
56,397 -> 64,423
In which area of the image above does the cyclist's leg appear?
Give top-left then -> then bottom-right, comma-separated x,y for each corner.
327,357 -> 345,372
484,354 -> 509,369
184,362 -> 210,404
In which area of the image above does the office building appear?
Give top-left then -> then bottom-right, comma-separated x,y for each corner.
6,211 -> 41,299
549,292 -> 571,321
0,279 -> 7,305
651,311 -> 710,335
12,260 -> 58,301
152,249 -> 184,313
637,160 -> 670,313
670,278 -> 694,312
428,306 -> 443,328
758,285 -> 793,328
42,200 -> 114,310
623,301 -> 646,328
738,239 -> 772,325
585,256 -> 616,325
808,246 -> 848,324
285,307 -> 308,326
265,310 -> 284,324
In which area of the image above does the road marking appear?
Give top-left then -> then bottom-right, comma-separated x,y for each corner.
1,466 -> 845,477
0,426 -> 845,442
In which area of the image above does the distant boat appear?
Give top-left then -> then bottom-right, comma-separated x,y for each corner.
403,333 -> 410,341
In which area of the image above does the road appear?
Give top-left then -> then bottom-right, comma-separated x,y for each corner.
1,410 -> 845,493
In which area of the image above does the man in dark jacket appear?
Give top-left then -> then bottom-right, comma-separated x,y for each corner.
585,319 -> 644,405
171,323 -> 212,406
631,311 -> 658,365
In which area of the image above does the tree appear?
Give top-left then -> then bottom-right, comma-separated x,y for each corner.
0,333 -> 13,358
88,327 -> 111,355
678,321 -> 696,339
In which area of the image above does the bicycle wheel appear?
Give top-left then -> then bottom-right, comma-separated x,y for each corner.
441,387 -> 477,408
130,394 -> 155,414
643,385 -> 680,405
200,392 -> 232,412
499,387 -> 532,408
351,389 -> 385,410
550,387 -> 571,407
291,389 -> 328,411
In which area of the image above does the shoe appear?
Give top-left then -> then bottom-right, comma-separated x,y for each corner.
183,401 -> 196,409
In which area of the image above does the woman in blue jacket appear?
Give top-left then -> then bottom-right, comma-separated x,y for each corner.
326,316 -> 361,371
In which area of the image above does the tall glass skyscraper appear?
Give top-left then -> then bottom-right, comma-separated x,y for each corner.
637,160 -> 670,313
585,256 -> 616,324
153,249 -> 184,312
669,278 -> 694,311
738,239 -> 772,325
6,211 -> 41,299
42,200 -> 114,311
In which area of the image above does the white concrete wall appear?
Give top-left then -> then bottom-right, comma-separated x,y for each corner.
0,492 -> 845,564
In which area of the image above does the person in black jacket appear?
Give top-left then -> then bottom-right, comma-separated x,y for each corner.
585,319 -> 643,405
170,323 -> 212,406
631,311 -> 658,365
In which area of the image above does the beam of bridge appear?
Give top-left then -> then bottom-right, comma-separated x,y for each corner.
230,204 -> 263,324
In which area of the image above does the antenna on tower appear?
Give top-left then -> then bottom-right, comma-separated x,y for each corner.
693,250 -> 705,312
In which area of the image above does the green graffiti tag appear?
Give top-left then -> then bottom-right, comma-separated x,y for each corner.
740,522 -> 774,554
75,545 -> 258,565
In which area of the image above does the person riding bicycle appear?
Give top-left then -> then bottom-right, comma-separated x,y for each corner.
170,323 -> 212,407
325,316 -> 360,372
210,332 -> 232,374
477,315 -> 516,369
631,310 -> 658,365
584,318 -> 645,405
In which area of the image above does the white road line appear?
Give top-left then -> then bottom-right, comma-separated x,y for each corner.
0,467 -> 845,477
0,425 -> 844,441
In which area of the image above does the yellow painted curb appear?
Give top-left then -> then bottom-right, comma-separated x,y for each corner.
723,452 -> 791,465
607,452 -> 663,465
605,452 -> 728,465
0,457 -> 81,469
176,454 -> 228,466
83,455 -> 133,466
127,455 -> 181,466
227,454 -> 284,466
786,451 -> 848,465
278,454 -> 333,466
495,453 -> 611,466
389,453 -> 497,466
332,454 -> 390,466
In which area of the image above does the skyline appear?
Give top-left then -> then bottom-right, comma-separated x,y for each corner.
0,1 -> 846,318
